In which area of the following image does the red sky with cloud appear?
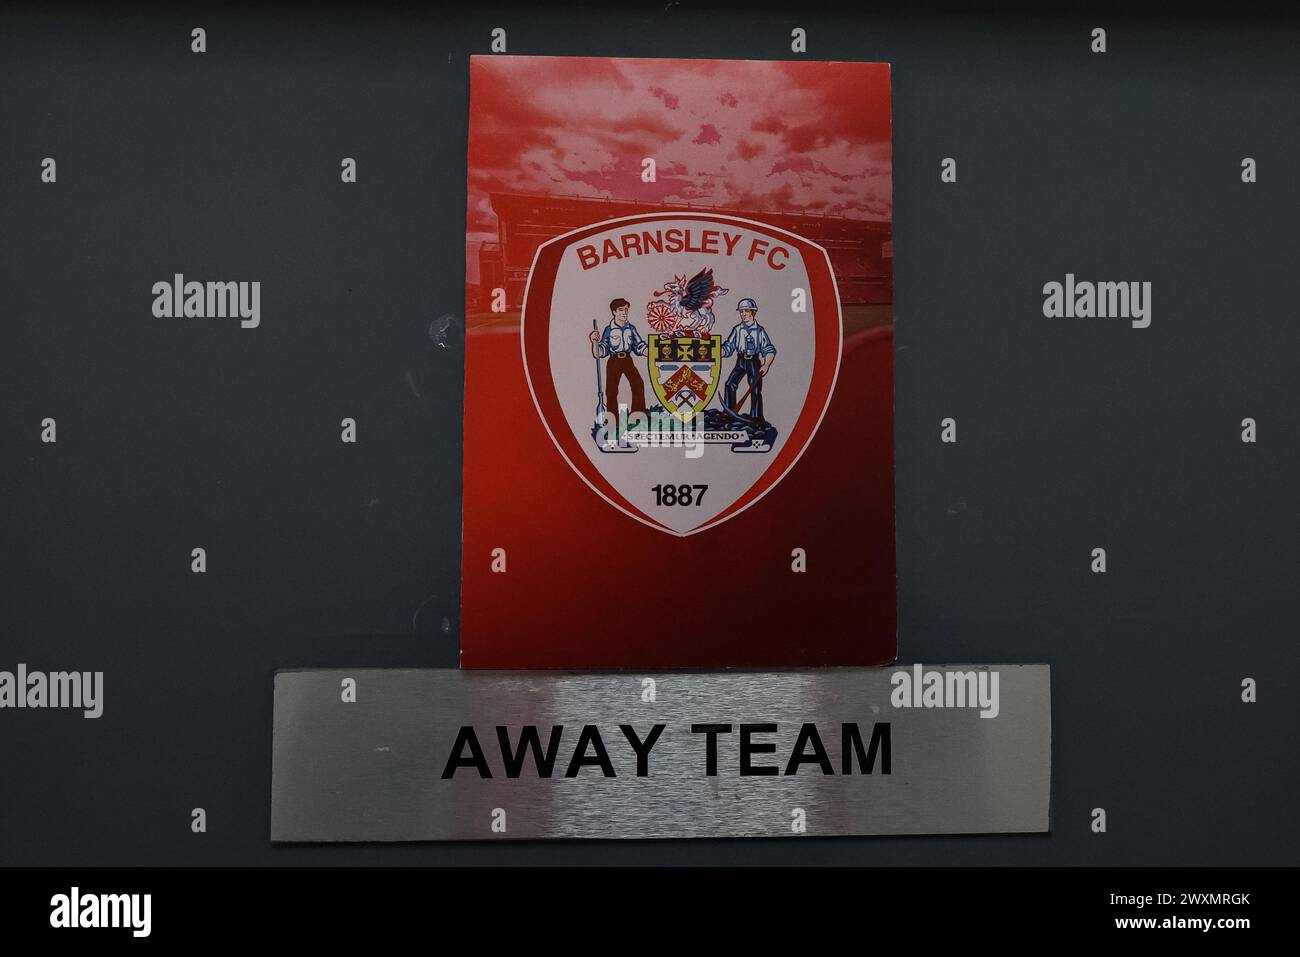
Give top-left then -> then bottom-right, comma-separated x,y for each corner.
466,56 -> 892,277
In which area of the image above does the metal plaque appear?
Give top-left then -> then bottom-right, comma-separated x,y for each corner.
271,666 -> 1051,841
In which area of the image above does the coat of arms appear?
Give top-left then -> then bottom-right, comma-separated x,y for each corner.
521,212 -> 842,535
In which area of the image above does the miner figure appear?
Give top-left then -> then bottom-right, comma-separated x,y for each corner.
721,297 -> 776,426
588,297 -> 649,419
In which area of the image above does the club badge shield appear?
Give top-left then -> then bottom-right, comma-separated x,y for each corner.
521,212 -> 843,536
648,334 -> 722,424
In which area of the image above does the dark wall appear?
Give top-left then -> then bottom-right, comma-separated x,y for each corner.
0,5 -> 1295,865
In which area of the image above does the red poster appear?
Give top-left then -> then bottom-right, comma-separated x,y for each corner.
462,55 -> 895,668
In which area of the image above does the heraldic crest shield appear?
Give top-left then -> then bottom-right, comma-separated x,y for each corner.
521,212 -> 843,536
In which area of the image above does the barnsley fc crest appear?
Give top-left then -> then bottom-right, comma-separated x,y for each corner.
521,213 -> 842,536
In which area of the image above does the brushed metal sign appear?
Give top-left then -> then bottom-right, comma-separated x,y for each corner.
271,666 -> 1050,841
